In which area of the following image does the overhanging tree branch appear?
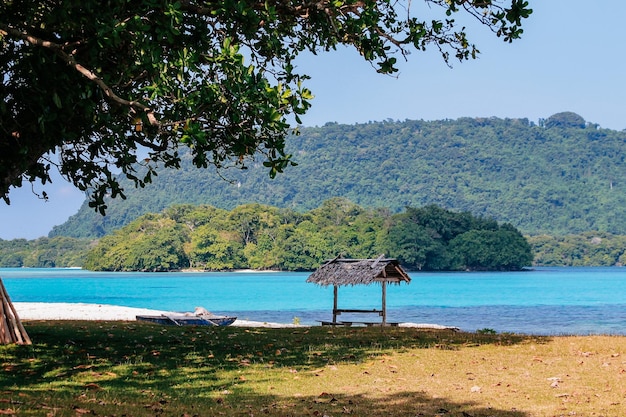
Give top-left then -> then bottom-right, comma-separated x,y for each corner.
0,0 -> 531,211
0,23 -> 159,128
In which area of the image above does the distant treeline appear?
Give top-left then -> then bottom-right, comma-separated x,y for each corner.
3,202 -> 626,271
528,232 -> 626,267
81,200 -> 532,272
0,236 -> 90,268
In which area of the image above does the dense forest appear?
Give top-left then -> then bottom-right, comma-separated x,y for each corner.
0,236 -> 90,268
3,202 -> 626,269
529,232 -> 626,267
5,112 -> 626,270
80,200 -> 532,272
50,112 -> 626,238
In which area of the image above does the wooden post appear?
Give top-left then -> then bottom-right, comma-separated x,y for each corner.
381,281 -> 387,326
381,265 -> 388,326
332,285 -> 338,323
0,278 -> 31,345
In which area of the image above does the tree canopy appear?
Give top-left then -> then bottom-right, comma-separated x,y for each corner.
6,206 -> 626,269
544,112 -> 586,129
52,114 -> 626,238
80,200 -> 532,272
1,0 -> 531,212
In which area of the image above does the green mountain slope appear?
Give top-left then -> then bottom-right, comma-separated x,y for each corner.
50,113 -> 626,238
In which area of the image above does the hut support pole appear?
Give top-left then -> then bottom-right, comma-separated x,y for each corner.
381,281 -> 387,325
333,285 -> 338,323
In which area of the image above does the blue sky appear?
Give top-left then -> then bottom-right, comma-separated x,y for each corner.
1,1 -> 625,240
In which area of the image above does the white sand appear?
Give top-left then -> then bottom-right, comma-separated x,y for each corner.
12,302 -> 458,330
13,302 -> 299,328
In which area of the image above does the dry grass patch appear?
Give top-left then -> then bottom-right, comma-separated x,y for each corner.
1,322 -> 625,416
241,335 -> 626,416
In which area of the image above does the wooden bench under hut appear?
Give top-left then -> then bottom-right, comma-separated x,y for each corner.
306,255 -> 411,326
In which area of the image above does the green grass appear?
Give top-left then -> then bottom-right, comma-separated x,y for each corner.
1,322 -> 624,416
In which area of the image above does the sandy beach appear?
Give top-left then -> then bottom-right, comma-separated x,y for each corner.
13,302 -> 299,328
12,302 -> 458,330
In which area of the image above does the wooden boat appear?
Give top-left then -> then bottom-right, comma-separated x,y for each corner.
136,314 -> 237,327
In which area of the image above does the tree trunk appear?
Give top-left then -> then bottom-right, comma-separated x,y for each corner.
0,278 -> 31,345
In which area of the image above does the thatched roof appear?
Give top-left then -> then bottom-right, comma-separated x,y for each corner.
306,255 -> 411,287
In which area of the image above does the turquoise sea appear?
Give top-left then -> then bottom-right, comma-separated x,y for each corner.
1,267 -> 626,335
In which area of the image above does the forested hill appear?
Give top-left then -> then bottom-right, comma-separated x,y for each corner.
51,112 -> 626,238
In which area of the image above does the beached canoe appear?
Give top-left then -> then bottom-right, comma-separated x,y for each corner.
136,314 -> 237,326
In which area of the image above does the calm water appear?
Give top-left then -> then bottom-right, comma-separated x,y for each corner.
1,267 -> 626,335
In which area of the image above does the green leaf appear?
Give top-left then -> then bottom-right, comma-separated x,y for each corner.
52,92 -> 62,109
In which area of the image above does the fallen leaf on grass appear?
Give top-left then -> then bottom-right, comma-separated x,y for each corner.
315,393 -> 338,404
547,377 -> 561,388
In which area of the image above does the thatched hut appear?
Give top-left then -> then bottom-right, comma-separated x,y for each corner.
306,255 -> 410,326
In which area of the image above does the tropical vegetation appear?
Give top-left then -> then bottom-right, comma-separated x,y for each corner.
79,200 -> 531,272
0,1 -> 531,212
528,232 -> 626,267
5,225 -> 626,270
51,114 -> 626,238
0,236 -> 90,268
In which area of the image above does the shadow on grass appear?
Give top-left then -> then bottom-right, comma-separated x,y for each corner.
225,391 -> 530,417
0,321 -> 545,416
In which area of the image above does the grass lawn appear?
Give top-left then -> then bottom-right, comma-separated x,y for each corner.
1,322 -> 626,416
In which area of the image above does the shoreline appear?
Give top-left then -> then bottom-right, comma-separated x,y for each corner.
13,302 -> 300,328
12,302 -> 459,330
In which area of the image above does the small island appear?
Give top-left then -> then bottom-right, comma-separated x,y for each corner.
78,200 -> 532,273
